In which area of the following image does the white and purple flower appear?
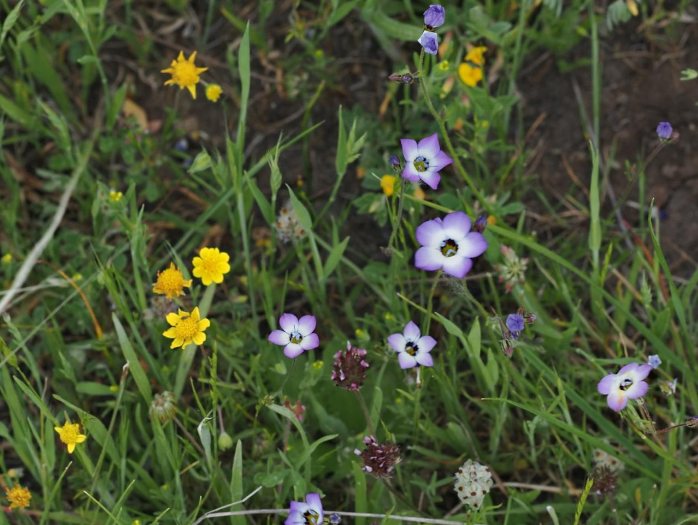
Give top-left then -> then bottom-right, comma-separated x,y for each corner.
400,133 -> 452,190
597,362 -> 652,412
417,30 -> 439,56
387,321 -> 436,369
414,211 -> 488,278
268,314 -> 319,359
285,493 -> 323,525
423,4 -> 446,28
648,354 -> 661,369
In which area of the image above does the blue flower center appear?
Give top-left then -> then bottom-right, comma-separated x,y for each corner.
290,331 -> 303,345
405,341 -> 419,356
440,239 -> 458,257
619,378 -> 633,391
413,156 -> 429,173
303,510 -> 320,525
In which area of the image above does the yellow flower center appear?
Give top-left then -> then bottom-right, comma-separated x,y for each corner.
6,486 -> 31,509
174,316 -> 199,340
159,268 -> 185,293
440,239 -> 458,257
171,61 -> 200,87
413,156 -> 429,173
405,341 -> 418,356
58,423 -> 80,444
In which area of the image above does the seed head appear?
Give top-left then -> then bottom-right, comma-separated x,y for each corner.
331,342 -> 369,391
354,436 -> 402,478
150,391 -> 177,423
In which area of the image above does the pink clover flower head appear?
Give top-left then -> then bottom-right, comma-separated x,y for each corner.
414,211 -> 488,278
417,30 -> 438,55
387,321 -> 436,369
331,342 -> 369,391
400,133 -> 452,190
268,314 -> 319,359
597,362 -> 652,412
423,4 -> 445,28
285,493 -> 323,525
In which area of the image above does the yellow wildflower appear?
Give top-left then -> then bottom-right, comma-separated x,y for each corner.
161,51 -> 208,100
109,190 -> 123,202
380,175 -> 396,197
192,247 -> 230,286
163,307 -> 210,349
438,60 -> 449,71
153,262 -> 192,299
205,84 -> 222,103
414,187 -> 427,200
5,485 -> 31,509
54,421 -> 87,454
1,253 -> 11,264
458,63 -> 483,87
71,273 -> 83,281
312,360 -> 324,370
465,46 -> 487,66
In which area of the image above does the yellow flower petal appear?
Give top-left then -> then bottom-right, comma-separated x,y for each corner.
76,434 -> 87,443
192,332 -> 206,345
67,443 -> 76,453
166,313 -> 180,326
198,319 -> 211,330
171,338 -> 184,349
191,307 -> 200,322
163,327 -> 177,338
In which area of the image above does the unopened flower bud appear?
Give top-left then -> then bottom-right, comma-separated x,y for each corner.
218,431 -> 234,451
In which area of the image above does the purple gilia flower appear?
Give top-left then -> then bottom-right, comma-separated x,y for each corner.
268,314 -> 320,359
400,133 -> 452,189
505,313 -> 525,339
647,354 -> 661,369
354,436 -> 402,478
387,321 -> 436,369
331,342 -> 369,391
418,30 -> 438,56
656,122 -> 672,140
423,4 -> 446,28
597,362 -> 652,412
415,211 -> 488,278
285,493 -> 323,525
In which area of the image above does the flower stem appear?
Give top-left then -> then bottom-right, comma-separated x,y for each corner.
417,52 -> 495,219
423,270 -> 442,335
387,177 -> 407,253
355,389 -> 376,437
271,358 -> 297,399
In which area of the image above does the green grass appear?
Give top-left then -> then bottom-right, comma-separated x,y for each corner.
1,0 -> 697,524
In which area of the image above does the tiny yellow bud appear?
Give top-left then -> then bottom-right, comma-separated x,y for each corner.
1,253 -> 12,264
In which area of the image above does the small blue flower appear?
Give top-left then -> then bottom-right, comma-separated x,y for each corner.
423,4 -> 445,28
506,314 -> 525,338
418,31 -> 438,56
648,354 -> 661,369
656,122 -> 672,140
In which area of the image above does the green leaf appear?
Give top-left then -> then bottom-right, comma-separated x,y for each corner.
323,236 -> 350,278
236,22 -> 250,166
113,313 -> 152,405
231,440 -> 245,525
352,462 -> 367,525
434,312 -> 464,338
188,149 -> 212,175
0,0 -> 25,59
467,318 -> 481,359
286,186 -> 313,232
335,106 -> 348,176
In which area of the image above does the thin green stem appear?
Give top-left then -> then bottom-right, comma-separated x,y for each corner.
423,270 -> 442,335
355,389 -> 376,437
387,177 -> 406,252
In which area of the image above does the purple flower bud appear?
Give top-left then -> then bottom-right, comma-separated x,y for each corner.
388,73 -> 414,85
423,4 -> 445,28
473,214 -> 488,233
389,155 -> 402,172
656,122 -> 672,140
417,31 -> 438,56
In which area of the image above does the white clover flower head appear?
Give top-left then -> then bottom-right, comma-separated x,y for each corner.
592,448 -> 623,473
276,202 -> 306,243
454,459 -> 493,510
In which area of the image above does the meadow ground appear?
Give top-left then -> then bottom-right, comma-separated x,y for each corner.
1,1 -> 698,524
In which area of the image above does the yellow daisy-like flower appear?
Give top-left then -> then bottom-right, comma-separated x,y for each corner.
161,51 -> 208,100
109,190 -> 123,202
465,46 -> 487,66
206,84 -> 222,102
458,63 -> 483,87
54,422 -> 87,454
5,485 -> 31,509
162,307 -> 210,349
380,175 -> 396,197
192,247 -> 231,286
153,262 -> 192,299
1,253 -> 12,264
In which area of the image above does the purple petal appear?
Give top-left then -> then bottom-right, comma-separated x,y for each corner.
417,133 -> 441,160
457,232 -> 488,258
417,31 -> 438,55
284,343 -> 304,359
387,333 -> 407,352
597,374 -> 616,395
285,511 -> 305,525
416,352 -> 434,367
398,352 -> 417,369
419,170 -> 441,190
401,163 -> 421,182
297,315 -> 316,336
626,380 -> 648,399
305,493 -> 323,517
617,362 -> 638,375
607,391 -> 627,412
414,247 -> 445,271
416,219 -> 446,247
442,212 -> 471,240
404,321 -> 421,341
289,502 -> 310,514
441,256 -> 473,279
632,364 -> 652,381
505,314 -> 525,333
279,313 -> 299,333
300,333 -> 319,350
268,330 -> 290,346
428,150 -> 453,171
423,5 -> 445,28
400,139 -> 419,162
417,335 -> 436,353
